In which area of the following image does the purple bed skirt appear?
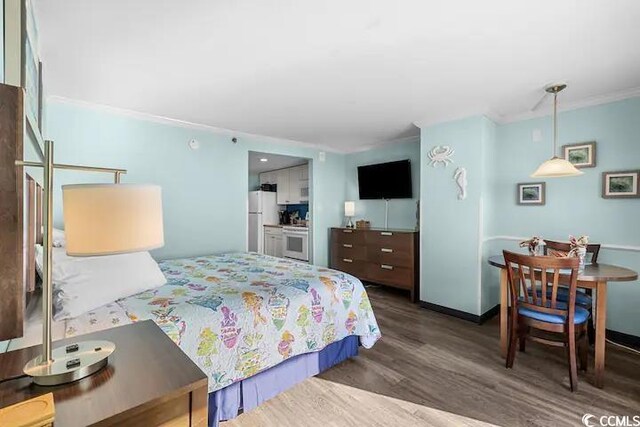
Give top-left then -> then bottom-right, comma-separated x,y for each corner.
207,335 -> 360,426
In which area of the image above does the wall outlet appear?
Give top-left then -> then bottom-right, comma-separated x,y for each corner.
532,129 -> 542,142
319,151 -> 326,162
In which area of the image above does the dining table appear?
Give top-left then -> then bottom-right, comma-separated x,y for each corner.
488,254 -> 638,388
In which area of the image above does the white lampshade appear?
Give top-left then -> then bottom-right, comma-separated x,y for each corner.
344,201 -> 355,217
531,157 -> 584,178
62,184 -> 164,256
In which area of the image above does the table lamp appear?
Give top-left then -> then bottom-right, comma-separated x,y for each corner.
344,201 -> 355,228
18,140 -> 164,386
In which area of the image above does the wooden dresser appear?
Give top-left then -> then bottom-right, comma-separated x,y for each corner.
330,227 -> 419,301
0,320 -> 208,426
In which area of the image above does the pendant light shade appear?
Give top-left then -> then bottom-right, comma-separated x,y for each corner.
530,84 -> 584,178
531,157 -> 583,178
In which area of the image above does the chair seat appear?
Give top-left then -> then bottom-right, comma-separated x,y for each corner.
518,304 -> 590,325
528,288 -> 592,307
556,288 -> 592,307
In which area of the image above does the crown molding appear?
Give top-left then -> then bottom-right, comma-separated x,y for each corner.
413,87 -> 640,129
346,134 -> 421,154
412,109 -> 500,129
497,86 -> 640,124
46,96 -> 344,154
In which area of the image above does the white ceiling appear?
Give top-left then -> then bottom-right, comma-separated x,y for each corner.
35,0 -> 640,152
248,151 -> 308,175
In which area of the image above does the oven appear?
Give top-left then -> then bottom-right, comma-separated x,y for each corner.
282,226 -> 309,262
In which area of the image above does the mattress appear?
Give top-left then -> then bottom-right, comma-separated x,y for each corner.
65,252 -> 381,392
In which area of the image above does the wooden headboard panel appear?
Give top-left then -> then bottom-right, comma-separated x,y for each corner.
0,84 -> 24,341
25,173 -> 43,294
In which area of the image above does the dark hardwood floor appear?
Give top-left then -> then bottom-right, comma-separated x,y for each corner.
228,286 -> 640,426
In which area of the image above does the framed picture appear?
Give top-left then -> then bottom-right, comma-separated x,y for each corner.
602,170 -> 640,199
563,141 -> 596,168
517,182 -> 546,205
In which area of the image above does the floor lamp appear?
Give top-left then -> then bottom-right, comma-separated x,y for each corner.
16,140 -> 164,386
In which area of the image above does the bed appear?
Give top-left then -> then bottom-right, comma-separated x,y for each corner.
7,173 -> 381,426
41,250 -> 381,425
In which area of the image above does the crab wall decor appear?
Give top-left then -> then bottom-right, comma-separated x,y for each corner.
428,145 -> 455,167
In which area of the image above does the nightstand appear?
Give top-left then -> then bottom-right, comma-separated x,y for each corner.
0,320 -> 208,426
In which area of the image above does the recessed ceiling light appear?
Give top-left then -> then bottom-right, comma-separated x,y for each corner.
260,158 -> 268,162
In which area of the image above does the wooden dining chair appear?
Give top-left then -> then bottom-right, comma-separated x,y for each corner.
503,250 -> 589,392
544,240 -> 601,263
544,240 -> 601,344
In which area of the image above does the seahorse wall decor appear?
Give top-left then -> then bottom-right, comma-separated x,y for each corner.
454,167 -> 467,200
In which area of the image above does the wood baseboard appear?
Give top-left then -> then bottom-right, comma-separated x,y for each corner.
419,301 -> 499,325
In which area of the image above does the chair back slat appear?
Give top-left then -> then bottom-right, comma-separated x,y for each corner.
540,266 -> 548,307
518,266 -> 529,303
551,269 -> 560,309
503,250 -> 580,320
528,266 -> 538,305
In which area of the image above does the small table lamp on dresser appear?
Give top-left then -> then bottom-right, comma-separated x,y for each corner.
16,140 -> 164,386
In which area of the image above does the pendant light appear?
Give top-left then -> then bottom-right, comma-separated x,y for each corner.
531,84 -> 583,178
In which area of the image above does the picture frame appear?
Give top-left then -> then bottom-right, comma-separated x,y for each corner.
562,141 -> 596,168
602,170 -> 640,199
517,182 -> 546,205
21,0 -> 45,152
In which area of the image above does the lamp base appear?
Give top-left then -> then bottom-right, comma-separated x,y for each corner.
23,340 -> 115,386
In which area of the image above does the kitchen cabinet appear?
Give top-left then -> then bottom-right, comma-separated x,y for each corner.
275,163 -> 309,205
276,169 -> 291,204
259,171 -> 277,185
264,226 -> 283,258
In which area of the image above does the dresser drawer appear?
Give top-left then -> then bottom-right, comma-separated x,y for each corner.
364,230 -> 413,249
332,242 -> 366,261
362,262 -> 413,289
368,247 -> 414,268
332,228 -> 364,245
331,256 -> 363,277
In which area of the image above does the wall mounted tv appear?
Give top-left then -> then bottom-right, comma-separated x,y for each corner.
357,160 -> 412,200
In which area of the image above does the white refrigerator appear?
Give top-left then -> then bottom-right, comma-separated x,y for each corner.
248,191 -> 279,253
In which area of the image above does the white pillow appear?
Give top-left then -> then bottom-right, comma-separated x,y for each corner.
37,247 -> 166,320
52,228 -> 66,247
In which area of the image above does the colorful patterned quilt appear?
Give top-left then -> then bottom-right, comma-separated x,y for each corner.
65,253 -> 381,392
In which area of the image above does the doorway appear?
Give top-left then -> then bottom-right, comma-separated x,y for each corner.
247,151 -> 313,263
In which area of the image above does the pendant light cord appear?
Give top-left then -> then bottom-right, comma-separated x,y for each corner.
552,90 -> 558,157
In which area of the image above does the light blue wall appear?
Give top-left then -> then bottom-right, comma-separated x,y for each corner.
420,116 -> 494,315
489,97 -> 640,335
345,137 -> 420,230
46,100 -> 346,266
248,173 -> 260,191
419,98 -> 640,336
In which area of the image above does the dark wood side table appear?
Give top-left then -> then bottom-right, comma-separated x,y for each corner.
0,320 -> 208,426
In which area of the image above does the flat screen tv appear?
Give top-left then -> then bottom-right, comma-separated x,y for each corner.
357,160 -> 412,199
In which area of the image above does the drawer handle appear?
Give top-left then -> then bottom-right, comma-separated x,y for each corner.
343,244 -> 353,248
381,264 -> 394,270
343,258 -> 353,263
343,229 -> 353,233
381,232 -> 393,236
381,248 -> 393,253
